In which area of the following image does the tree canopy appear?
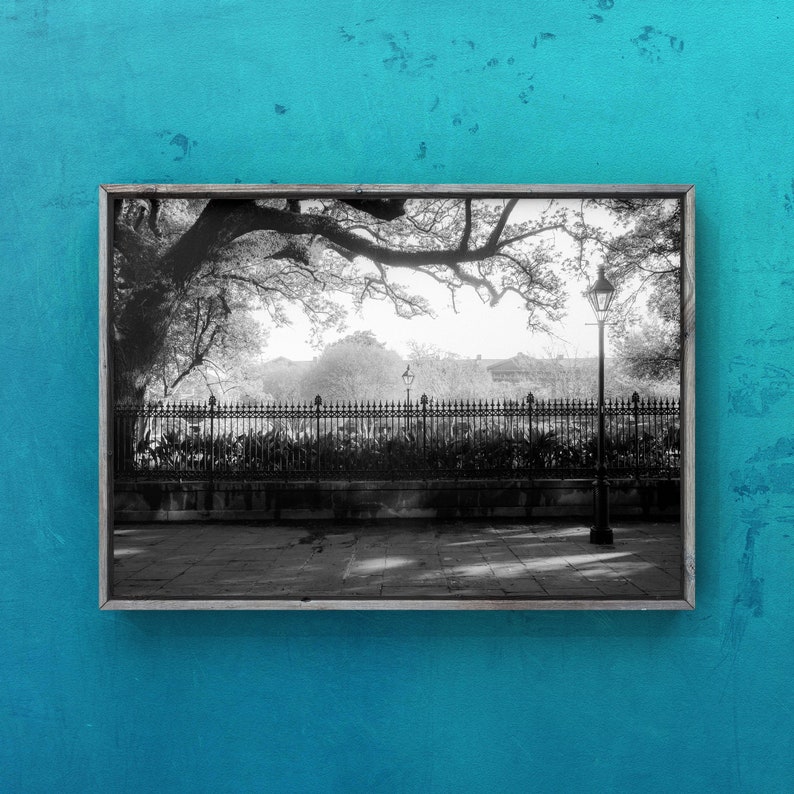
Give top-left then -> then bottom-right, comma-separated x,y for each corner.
302,337 -> 405,403
598,199 -> 681,381
112,194 -> 681,402
405,342 -> 497,401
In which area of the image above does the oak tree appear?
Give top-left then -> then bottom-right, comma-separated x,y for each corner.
112,195 -> 573,402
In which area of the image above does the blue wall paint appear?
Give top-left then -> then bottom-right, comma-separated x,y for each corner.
1,1 -> 792,791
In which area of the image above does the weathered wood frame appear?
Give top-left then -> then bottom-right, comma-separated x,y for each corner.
99,184 -> 695,610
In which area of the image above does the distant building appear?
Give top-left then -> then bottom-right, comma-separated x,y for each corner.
486,353 -> 536,383
483,353 -> 615,397
473,353 -> 502,371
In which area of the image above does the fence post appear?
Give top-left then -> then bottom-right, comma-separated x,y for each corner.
632,391 -> 640,480
314,394 -> 322,482
207,395 -> 216,483
421,393 -> 428,470
526,392 -> 534,476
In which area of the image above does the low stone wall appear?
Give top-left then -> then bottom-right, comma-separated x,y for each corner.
114,478 -> 680,522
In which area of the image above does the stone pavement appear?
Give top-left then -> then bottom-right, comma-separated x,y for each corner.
113,519 -> 682,601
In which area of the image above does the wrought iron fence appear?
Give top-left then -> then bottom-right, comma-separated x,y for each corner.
113,393 -> 680,482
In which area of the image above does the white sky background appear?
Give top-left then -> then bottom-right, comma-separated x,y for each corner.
256,199 -> 664,362
260,279 -> 590,360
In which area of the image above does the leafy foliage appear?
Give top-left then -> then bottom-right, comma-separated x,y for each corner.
301,338 -> 405,403
113,196 -> 683,405
112,196 -> 607,402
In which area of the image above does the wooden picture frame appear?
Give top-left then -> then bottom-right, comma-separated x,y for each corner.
99,184 -> 694,610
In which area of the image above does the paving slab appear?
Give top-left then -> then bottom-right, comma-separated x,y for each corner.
112,519 -> 682,602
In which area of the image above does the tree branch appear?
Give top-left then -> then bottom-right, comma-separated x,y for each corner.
459,199 -> 472,252
160,199 -> 572,297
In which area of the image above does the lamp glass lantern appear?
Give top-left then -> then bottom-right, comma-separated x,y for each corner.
587,266 -> 616,324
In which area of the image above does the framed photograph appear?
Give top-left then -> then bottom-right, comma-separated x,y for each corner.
99,184 -> 694,610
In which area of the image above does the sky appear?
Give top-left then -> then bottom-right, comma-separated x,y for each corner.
258,275 -> 601,361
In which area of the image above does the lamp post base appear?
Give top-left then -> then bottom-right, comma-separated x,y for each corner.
591,475 -> 612,545
589,527 -> 614,545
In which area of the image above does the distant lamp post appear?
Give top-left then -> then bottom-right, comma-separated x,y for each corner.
587,266 -> 616,545
402,364 -> 415,436
402,365 -> 415,404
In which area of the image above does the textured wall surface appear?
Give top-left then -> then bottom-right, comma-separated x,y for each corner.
2,2 -> 792,791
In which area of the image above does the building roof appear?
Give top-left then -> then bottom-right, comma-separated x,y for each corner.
487,354 -> 605,374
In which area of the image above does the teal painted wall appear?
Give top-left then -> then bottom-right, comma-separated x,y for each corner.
2,2 -> 792,791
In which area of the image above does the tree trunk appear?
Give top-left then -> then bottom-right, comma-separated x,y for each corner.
113,367 -> 149,405
113,275 -> 186,402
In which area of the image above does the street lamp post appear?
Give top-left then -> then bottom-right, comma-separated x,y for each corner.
587,266 -> 616,545
402,365 -> 414,405
402,365 -> 415,435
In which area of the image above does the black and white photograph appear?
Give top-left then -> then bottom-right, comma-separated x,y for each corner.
100,184 -> 694,609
